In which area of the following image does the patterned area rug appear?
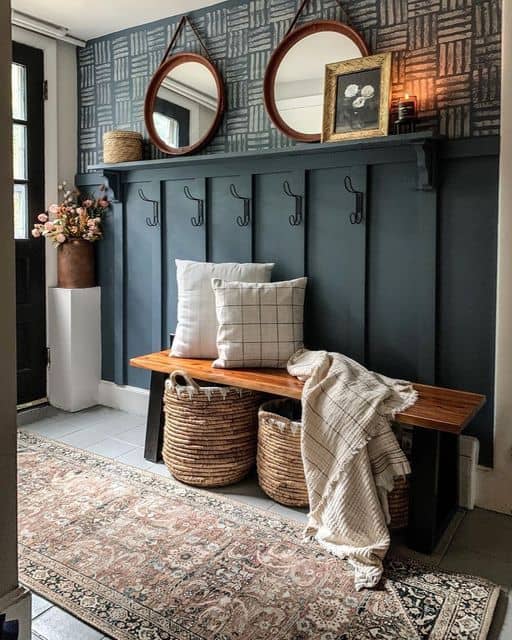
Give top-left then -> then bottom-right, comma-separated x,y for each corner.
18,431 -> 498,640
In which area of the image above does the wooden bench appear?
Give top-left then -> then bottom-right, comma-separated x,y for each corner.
130,350 -> 485,554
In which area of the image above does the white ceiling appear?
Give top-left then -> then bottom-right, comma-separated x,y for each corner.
11,0 -> 225,41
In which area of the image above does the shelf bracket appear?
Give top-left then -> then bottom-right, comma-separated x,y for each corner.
414,139 -> 438,191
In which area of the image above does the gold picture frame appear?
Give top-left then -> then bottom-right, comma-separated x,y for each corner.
322,52 -> 392,143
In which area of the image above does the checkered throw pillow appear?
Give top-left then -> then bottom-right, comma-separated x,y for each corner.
212,277 -> 307,369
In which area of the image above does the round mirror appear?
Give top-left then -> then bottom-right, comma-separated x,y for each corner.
264,21 -> 369,142
145,53 -> 224,155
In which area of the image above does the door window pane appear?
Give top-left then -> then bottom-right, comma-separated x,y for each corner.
13,183 -> 28,239
12,63 -> 27,121
13,123 -> 28,180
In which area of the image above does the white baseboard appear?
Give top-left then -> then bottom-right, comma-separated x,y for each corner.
98,380 -> 149,417
476,464 -> 512,515
0,586 -> 31,640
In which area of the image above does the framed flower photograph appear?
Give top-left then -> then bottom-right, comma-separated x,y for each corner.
322,52 -> 392,143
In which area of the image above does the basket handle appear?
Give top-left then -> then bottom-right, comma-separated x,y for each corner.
169,370 -> 201,392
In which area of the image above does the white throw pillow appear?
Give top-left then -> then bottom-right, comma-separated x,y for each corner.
171,260 -> 274,359
212,277 -> 307,369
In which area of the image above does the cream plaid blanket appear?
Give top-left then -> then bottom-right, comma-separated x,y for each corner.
287,349 -> 417,590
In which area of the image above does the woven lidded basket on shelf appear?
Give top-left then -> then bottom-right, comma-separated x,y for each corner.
103,130 -> 143,163
257,398 -> 309,507
163,371 -> 261,487
257,398 -> 410,527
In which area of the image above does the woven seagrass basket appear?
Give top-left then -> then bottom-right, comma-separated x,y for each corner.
257,398 -> 410,528
103,130 -> 143,163
163,371 -> 261,487
257,399 -> 309,507
387,475 -> 409,530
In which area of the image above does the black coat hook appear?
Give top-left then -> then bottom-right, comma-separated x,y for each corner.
184,186 -> 205,227
344,176 -> 364,225
229,184 -> 251,227
137,188 -> 159,227
283,180 -> 303,226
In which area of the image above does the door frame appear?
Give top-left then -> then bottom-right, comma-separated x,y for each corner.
12,27 -> 71,406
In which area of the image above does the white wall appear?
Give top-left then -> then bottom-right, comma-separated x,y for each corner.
476,0 -> 512,515
52,39 -> 78,290
56,40 -> 77,197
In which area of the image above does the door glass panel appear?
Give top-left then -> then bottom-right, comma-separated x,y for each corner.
13,183 -> 28,239
13,123 -> 28,180
13,42 -> 47,406
12,63 -> 27,121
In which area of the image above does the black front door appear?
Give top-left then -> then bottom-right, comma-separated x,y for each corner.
13,42 -> 46,407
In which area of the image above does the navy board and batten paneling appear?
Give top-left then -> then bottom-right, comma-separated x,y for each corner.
208,175 -> 252,263
163,177 -> 208,348
77,132 -> 499,467
437,148 -> 499,466
366,161 -> 435,382
80,172 -> 124,386
307,165 -> 367,363
124,181 -> 162,388
253,171 -> 306,282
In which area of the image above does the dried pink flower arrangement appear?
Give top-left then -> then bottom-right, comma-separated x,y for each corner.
31,182 -> 110,246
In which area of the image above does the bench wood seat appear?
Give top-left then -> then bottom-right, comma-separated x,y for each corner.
130,350 -> 485,436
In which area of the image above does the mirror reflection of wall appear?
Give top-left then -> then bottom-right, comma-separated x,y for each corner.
274,31 -> 365,135
153,61 -> 218,149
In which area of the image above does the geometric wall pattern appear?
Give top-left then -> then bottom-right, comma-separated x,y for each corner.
78,0 -> 502,172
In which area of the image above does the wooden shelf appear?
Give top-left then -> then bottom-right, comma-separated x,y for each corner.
130,350 -> 485,435
89,131 -> 440,173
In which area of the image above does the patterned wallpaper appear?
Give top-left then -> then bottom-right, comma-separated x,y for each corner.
78,0 -> 502,172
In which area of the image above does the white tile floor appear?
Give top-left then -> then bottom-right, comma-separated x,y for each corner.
19,405 -> 512,640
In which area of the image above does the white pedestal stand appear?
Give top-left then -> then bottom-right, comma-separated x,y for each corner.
48,287 -> 101,412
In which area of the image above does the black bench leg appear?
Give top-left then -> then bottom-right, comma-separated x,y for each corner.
407,428 -> 459,554
144,371 -> 167,463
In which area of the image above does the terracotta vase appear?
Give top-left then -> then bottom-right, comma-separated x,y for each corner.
57,239 -> 95,288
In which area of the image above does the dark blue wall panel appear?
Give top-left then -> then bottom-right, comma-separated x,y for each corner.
125,181 -> 162,388
306,165 -> 367,362
96,206 -> 115,382
366,162 -> 429,382
438,156 -> 498,467
163,178 -> 207,344
253,171 -> 306,282
208,175 -> 253,263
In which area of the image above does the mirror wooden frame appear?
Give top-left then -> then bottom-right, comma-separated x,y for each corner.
263,20 -> 369,143
144,52 -> 225,156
